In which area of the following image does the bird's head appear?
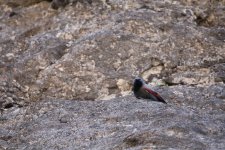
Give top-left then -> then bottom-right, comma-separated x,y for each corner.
132,77 -> 145,92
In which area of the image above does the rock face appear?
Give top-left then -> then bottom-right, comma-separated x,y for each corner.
0,0 -> 225,104
1,85 -> 225,149
0,0 -> 225,149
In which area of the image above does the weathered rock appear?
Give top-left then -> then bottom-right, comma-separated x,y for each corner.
51,0 -> 70,9
212,63 -> 225,83
1,85 -> 225,149
0,2 -> 225,149
0,0 -> 50,8
51,0 -> 94,9
0,0 -> 225,104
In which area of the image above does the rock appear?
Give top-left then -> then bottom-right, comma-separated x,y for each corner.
212,63 -> 225,83
1,0 -> 49,8
0,0 -> 225,102
116,79 -> 131,92
0,85 -> 225,149
51,0 -> 70,9
141,65 -> 164,81
59,115 -> 70,123
0,0 -> 225,148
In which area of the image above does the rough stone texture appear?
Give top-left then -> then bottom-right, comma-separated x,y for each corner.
1,85 -> 225,149
1,0 -> 225,104
0,0 -> 225,149
0,0 -> 49,8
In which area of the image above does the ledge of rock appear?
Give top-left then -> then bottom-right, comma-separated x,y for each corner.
0,0 -> 225,103
0,0 -> 225,149
1,85 -> 225,149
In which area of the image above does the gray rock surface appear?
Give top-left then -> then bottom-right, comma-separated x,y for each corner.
1,85 -> 225,149
0,0 -> 225,149
0,0 -> 225,103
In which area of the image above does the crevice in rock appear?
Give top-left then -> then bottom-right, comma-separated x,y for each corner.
4,103 -> 14,109
123,136 -> 143,147
6,0 -> 51,8
18,26 -> 42,39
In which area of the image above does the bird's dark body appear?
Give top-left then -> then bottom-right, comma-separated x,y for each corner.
132,78 -> 167,104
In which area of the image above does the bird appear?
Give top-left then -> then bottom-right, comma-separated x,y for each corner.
132,77 -> 167,104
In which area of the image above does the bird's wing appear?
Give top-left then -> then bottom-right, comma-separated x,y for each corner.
142,86 -> 167,104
